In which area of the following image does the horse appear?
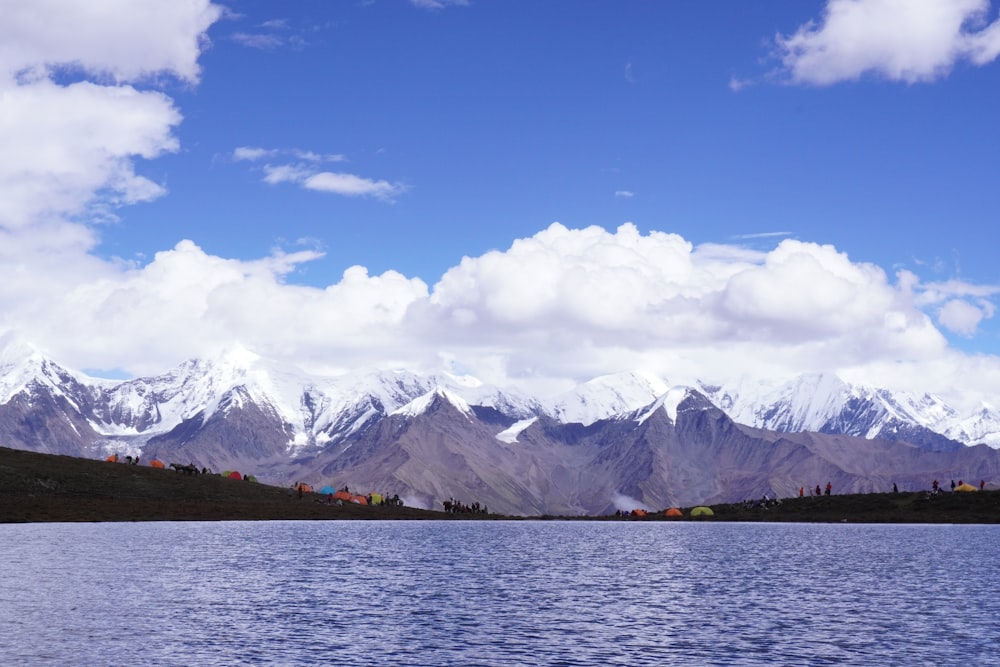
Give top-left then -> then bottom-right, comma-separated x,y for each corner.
169,462 -> 199,475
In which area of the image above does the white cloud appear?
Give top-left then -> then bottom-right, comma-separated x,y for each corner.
303,172 -> 405,200
236,147 -> 398,200
0,0 -> 221,84
3,216 -> 999,406
938,299 -> 988,335
233,146 -> 278,162
410,0 -> 469,10
231,32 -> 285,50
775,0 -> 1000,85
0,1 -> 220,232
614,190 -> 635,198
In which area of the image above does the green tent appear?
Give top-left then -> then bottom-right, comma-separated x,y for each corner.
690,506 -> 715,517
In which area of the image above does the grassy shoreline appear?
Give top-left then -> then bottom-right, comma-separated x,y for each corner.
3,446 -> 999,524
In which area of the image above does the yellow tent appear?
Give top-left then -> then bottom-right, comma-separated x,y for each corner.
690,506 -> 715,517
955,483 -> 978,492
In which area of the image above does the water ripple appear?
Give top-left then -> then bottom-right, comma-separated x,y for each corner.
1,521 -> 998,665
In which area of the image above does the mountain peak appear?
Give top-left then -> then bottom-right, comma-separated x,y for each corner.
392,387 -> 474,420
637,386 -> 698,424
548,370 -> 670,425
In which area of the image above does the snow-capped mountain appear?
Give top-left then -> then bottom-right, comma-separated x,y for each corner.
2,340 -> 1000,514
696,373 -> 989,451
546,371 -> 671,425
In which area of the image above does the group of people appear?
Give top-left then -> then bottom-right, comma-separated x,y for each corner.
930,479 -> 986,494
442,498 -> 488,514
798,482 -> 833,497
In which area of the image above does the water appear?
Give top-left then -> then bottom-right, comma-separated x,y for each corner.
1,521 -> 997,666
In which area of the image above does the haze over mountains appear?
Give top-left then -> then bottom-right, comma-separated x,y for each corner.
2,340 -> 998,515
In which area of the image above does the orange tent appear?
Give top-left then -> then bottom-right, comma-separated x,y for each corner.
664,508 -> 683,517
294,482 -> 312,493
631,509 -> 648,517
150,459 -> 165,469
105,454 -> 118,463
333,490 -> 352,502
350,495 -> 368,505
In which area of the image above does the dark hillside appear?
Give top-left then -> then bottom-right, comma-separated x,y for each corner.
3,447 -> 999,523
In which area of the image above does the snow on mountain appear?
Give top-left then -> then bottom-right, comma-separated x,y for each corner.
2,337 -> 998,456
392,387 -> 474,419
637,386 -> 695,425
698,373 -> 971,450
547,371 -> 670,425
0,339 -> 84,405
944,403 -> 1000,448
496,417 -> 538,443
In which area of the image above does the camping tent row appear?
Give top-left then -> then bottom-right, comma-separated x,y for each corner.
659,506 -> 714,518
306,486 -> 382,505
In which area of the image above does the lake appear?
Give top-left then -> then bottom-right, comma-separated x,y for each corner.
0,521 -> 997,665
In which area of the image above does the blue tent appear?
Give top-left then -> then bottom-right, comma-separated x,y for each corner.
318,485 -> 336,496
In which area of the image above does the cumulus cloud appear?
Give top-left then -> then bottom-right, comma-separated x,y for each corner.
774,0 -> 1000,85
0,1 -> 220,232
4,212 -> 1000,405
416,224 -> 956,385
0,0 -> 221,83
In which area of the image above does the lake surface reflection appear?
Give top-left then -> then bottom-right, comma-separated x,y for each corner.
1,521 -> 997,665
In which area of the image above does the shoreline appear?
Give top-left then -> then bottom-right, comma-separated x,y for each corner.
3,446 -> 999,524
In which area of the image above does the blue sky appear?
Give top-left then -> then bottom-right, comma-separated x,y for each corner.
122,1 -> 998,287
2,0 -> 1000,405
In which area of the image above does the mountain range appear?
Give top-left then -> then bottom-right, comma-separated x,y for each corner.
2,340 -> 998,515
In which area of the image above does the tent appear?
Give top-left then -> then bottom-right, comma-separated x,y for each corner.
631,508 -> 648,517
690,506 -> 715,517
955,483 -> 978,492
105,454 -> 118,463
664,508 -> 683,517
150,459 -> 165,469
318,485 -> 336,496
228,471 -> 243,480
333,490 -> 352,502
294,482 -> 313,493
370,492 -> 383,505
350,495 -> 368,505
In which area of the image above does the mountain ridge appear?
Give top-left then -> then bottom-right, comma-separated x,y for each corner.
1,342 -> 999,515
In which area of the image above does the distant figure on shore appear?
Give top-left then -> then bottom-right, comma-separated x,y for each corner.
893,483 -> 898,494
825,482 -> 832,496
951,480 -> 956,491
981,480 -> 986,491
932,479 -> 939,493
799,487 -> 804,497
815,485 -> 822,497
